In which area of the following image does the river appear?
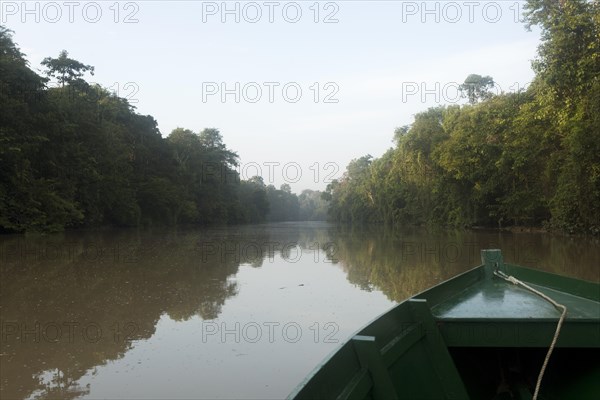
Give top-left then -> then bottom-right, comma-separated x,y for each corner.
1,222 -> 598,399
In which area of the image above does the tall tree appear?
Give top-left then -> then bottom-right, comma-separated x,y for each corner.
41,50 -> 94,86
459,74 -> 495,104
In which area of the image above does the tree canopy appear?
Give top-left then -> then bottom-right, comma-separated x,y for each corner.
2,0 -> 597,234
41,50 -> 95,86
459,74 -> 495,104
0,29 -> 326,232
325,0 -> 600,235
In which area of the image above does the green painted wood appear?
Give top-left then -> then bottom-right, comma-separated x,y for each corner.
504,264 -> 600,301
356,303 -> 417,352
431,280 -> 600,320
439,320 -> 600,348
287,341 -> 364,400
380,322 -> 424,367
336,369 -> 373,400
483,248 -> 598,301
387,341 -> 450,399
413,266 -> 484,308
288,249 -> 600,400
352,335 -> 398,400
409,299 -> 469,399
481,249 -> 504,279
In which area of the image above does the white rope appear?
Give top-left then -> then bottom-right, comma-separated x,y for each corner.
493,270 -> 567,400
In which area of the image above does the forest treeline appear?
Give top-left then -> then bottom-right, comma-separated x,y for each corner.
2,0 -> 598,235
325,0 -> 600,235
0,27 -> 327,233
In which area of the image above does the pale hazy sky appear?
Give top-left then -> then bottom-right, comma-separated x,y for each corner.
3,1 -> 540,192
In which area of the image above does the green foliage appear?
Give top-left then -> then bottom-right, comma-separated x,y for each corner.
2,27 -> 333,232
459,74 -> 495,104
238,177 -> 270,223
298,189 -> 329,221
0,26 -> 332,232
41,50 -> 94,86
326,0 -> 599,234
266,184 -> 299,222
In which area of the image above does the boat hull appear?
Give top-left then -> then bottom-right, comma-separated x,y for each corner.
288,250 -> 600,400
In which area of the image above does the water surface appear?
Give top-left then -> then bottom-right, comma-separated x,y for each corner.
1,223 -> 598,399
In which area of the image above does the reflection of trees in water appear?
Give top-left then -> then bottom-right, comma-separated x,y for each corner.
30,369 -> 90,400
2,223 -> 597,399
326,225 -> 469,302
0,223 -> 331,400
326,225 -> 600,302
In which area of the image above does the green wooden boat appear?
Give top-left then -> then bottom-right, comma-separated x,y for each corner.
288,249 -> 600,400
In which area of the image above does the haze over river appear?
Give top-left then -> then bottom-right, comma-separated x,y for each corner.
1,222 -> 598,399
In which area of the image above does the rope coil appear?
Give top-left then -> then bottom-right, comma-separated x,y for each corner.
493,270 -> 567,400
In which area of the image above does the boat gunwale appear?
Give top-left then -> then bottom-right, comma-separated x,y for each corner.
286,263 -> 489,399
